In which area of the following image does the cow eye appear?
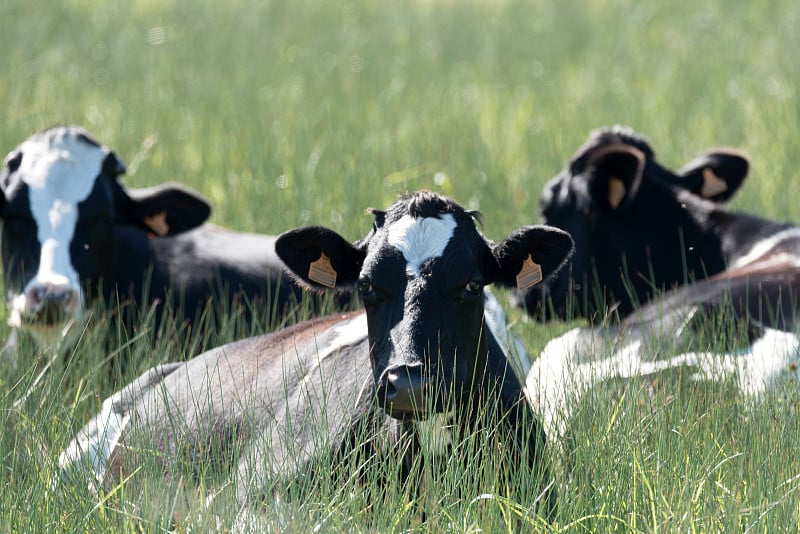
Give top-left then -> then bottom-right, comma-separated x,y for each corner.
465,281 -> 483,295
357,279 -> 374,298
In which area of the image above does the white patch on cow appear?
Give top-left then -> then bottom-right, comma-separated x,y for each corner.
55,395 -> 131,493
9,130 -> 108,328
483,288 -> 529,372
527,325 -> 800,439
413,412 -> 454,456
731,227 -> 800,269
387,213 -> 457,277
316,313 -> 369,362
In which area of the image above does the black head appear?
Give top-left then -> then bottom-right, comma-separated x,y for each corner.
276,191 -> 574,420
523,126 -> 749,321
0,125 -> 211,341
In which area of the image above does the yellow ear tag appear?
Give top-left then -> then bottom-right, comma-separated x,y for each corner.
516,254 -> 543,291
144,211 -> 169,237
701,168 -> 728,198
308,252 -> 337,288
608,176 -> 626,209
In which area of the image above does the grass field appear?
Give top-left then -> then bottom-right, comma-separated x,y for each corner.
1,0 -> 800,531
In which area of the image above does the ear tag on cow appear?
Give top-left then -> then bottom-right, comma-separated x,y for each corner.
608,176 -> 626,209
308,252 -> 337,288
700,167 -> 728,198
516,254 -> 543,291
144,211 -> 169,237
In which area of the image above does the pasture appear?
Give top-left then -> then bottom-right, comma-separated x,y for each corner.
2,0 -> 799,530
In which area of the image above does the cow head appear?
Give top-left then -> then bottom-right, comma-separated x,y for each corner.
0,125 -> 211,343
276,191 -> 573,419
521,125 -> 749,321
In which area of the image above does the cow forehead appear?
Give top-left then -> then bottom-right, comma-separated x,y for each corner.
386,213 -> 458,277
17,130 -> 107,204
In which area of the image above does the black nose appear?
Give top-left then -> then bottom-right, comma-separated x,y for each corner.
378,364 -> 435,418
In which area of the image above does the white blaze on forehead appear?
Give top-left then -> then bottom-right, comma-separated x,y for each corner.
12,131 -> 108,319
387,213 -> 458,277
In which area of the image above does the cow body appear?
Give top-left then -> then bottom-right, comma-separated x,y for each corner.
0,126 -> 318,356
57,191 -> 573,521
521,125 -> 800,331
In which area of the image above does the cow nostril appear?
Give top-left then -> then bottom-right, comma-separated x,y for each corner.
26,284 -> 78,315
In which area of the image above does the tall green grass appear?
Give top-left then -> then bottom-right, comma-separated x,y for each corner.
1,0 -> 799,530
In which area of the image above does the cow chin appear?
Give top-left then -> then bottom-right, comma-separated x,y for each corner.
7,292 -> 84,348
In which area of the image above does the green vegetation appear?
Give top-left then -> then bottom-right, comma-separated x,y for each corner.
1,0 -> 799,530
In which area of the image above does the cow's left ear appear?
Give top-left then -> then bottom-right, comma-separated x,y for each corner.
119,183 -> 211,236
677,149 -> 749,202
584,144 -> 645,211
276,226 -> 366,290
489,225 -> 574,290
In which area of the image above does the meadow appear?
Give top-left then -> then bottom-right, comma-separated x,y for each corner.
1,0 -> 800,530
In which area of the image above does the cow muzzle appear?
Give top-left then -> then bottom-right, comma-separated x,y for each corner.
10,280 -> 82,330
376,363 -> 442,419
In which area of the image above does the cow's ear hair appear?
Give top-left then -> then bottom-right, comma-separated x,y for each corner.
676,149 -> 749,202
585,144 -> 645,211
117,182 -> 211,236
275,226 -> 366,290
489,225 -> 574,290
102,151 -> 127,177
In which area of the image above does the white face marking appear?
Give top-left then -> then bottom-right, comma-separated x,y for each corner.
8,130 -> 108,328
387,213 -> 458,277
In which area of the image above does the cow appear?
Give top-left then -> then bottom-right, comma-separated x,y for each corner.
56,191 -> 574,523
518,125 -> 771,322
517,126 -> 800,436
0,125 -> 329,359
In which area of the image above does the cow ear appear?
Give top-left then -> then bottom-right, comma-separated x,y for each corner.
676,149 -> 749,202
585,144 -> 645,211
489,225 -> 574,290
275,226 -> 366,290
120,183 -> 211,236
102,151 -> 127,177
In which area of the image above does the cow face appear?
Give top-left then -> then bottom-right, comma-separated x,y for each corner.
524,126 -> 749,321
0,126 -> 210,342
276,191 -> 573,420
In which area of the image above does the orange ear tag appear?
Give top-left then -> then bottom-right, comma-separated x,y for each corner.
608,176 -> 626,209
516,254 -> 543,291
308,252 -> 337,288
144,211 -> 169,237
701,168 -> 728,198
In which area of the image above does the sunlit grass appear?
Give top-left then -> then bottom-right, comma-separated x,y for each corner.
1,0 -> 800,530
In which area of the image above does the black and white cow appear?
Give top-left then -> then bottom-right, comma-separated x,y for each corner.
519,126 -> 800,437
517,125 -> 800,324
0,125 -> 319,355
57,191 -> 573,520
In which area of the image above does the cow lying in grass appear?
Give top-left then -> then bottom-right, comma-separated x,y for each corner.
519,125 -> 759,321
56,191 -> 573,523
522,126 -> 800,436
0,125 -> 335,361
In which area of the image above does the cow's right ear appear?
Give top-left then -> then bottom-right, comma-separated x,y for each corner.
275,226 -> 366,290
116,182 -> 211,236
676,149 -> 749,202
584,144 -> 645,211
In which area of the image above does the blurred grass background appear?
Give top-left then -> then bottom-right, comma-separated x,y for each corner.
1,0 -> 799,530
